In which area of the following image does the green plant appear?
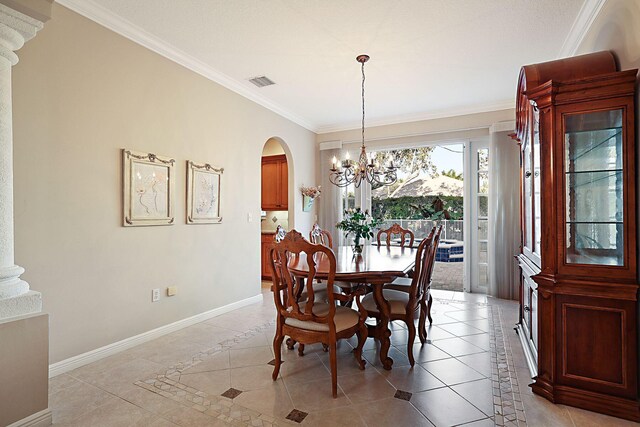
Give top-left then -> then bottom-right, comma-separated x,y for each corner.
336,208 -> 382,251
441,169 -> 463,180
372,195 -> 463,220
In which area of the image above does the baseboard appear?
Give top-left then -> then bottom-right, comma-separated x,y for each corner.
49,293 -> 263,378
7,409 -> 52,427
553,384 -> 640,422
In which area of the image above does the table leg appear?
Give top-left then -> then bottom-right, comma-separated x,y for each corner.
373,283 -> 393,370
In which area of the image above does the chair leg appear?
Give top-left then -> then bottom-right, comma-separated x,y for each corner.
406,318 -> 416,367
427,294 -> 434,324
298,343 -> 305,357
329,342 -> 338,398
354,327 -> 367,370
272,329 -> 284,380
418,300 -> 428,344
286,338 -> 296,350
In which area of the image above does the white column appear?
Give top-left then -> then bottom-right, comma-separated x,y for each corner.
0,4 -> 44,319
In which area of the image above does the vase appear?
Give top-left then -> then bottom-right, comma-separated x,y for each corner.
352,237 -> 363,255
302,195 -> 314,212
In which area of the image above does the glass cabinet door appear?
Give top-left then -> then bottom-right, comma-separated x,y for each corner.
532,107 -> 542,257
522,127 -> 533,253
564,109 -> 624,266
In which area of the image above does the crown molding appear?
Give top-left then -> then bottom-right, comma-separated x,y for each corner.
558,0 -> 607,58
316,99 -> 515,134
56,0 -> 317,132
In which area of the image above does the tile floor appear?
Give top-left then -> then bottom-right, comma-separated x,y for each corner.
48,288 -> 636,427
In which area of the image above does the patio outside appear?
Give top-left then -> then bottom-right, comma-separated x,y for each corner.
372,145 -> 465,292
378,219 -> 464,292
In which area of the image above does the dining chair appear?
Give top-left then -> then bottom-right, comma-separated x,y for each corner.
310,223 -> 363,298
377,223 -> 415,248
309,223 -> 333,248
385,226 -> 442,338
275,224 -> 287,242
361,232 -> 436,366
270,230 -> 368,397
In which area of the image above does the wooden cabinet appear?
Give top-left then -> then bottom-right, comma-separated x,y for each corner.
261,155 -> 288,211
514,51 -> 639,421
261,233 -> 275,280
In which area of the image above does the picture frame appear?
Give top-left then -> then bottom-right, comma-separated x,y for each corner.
122,149 -> 175,227
186,160 -> 223,224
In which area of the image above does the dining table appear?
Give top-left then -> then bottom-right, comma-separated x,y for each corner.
288,243 -> 418,370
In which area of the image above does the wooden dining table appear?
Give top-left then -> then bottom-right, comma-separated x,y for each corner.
288,244 -> 418,370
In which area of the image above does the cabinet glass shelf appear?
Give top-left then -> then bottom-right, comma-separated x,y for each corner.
564,109 -> 624,266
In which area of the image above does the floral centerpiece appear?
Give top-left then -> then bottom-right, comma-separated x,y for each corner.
301,185 -> 321,212
336,208 -> 382,255
301,185 -> 322,199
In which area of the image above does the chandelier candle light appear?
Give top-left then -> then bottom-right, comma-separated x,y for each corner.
329,54 -> 398,188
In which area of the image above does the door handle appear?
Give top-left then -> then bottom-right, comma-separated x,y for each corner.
524,305 -> 531,312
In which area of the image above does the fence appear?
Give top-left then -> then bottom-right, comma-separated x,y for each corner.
379,219 -> 464,242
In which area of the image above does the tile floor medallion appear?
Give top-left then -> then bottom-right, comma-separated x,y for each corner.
49,289 -> 536,426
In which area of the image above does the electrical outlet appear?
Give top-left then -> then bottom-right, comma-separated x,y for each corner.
247,213 -> 253,222
152,288 -> 160,302
167,286 -> 177,296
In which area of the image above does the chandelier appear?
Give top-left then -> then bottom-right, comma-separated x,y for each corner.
329,54 -> 397,188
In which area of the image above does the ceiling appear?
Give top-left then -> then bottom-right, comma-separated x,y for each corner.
63,0 -> 589,132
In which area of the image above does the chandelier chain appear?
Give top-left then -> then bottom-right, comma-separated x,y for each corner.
361,59 -> 365,148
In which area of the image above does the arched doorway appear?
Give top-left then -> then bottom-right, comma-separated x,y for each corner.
259,138 -> 292,284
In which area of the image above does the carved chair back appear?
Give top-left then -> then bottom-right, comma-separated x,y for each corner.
418,226 -> 442,303
405,232 -> 435,307
309,223 -> 334,249
377,223 -> 415,248
274,225 -> 287,243
270,230 -> 338,332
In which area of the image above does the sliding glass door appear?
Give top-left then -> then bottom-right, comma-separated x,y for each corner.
465,140 -> 490,293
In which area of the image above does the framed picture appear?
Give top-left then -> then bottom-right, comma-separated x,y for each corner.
186,161 -> 223,224
122,149 -> 175,226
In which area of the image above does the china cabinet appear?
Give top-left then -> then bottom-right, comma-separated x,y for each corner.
514,51 -> 639,421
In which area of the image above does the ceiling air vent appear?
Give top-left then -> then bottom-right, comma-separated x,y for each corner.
248,76 -> 275,88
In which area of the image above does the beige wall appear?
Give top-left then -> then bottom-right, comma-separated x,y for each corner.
12,4 -> 316,363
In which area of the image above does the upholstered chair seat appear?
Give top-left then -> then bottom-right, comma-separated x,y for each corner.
285,303 -> 361,332
362,289 -> 412,316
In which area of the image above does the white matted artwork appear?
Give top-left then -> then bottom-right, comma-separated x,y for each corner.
187,161 -> 223,224
122,149 -> 175,226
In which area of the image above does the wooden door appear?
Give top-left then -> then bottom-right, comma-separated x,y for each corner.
261,160 -> 279,210
261,234 -> 275,280
279,159 -> 288,209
